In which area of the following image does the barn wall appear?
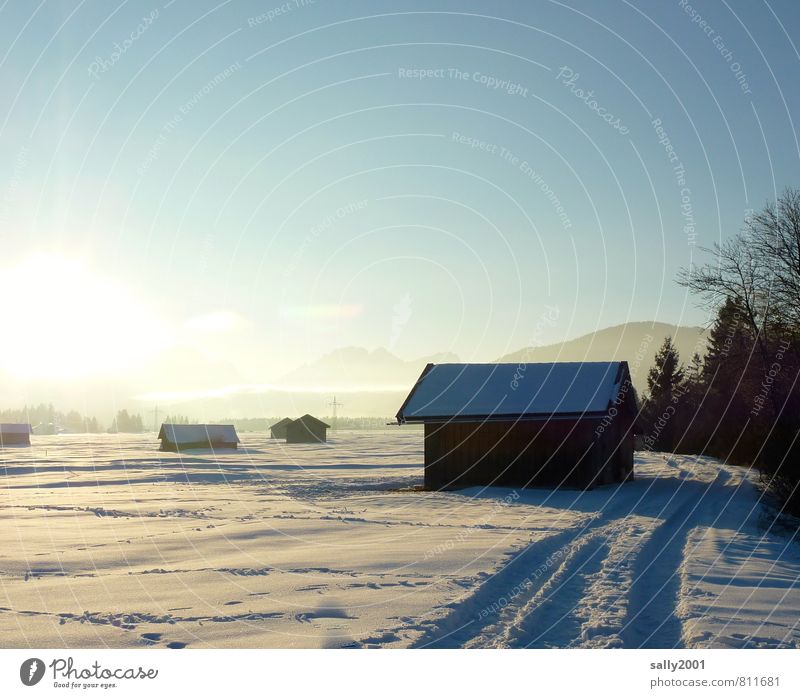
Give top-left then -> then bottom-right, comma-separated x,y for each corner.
159,439 -> 238,452
0,433 -> 31,446
286,423 -> 327,443
598,389 -> 636,485
423,419 -> 604,490
607,413 -> 634,483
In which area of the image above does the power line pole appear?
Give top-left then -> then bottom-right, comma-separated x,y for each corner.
328,395 -> 343,429
149,405 -> 160,433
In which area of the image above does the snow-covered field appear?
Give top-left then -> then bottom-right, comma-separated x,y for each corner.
1,431 -> 798,649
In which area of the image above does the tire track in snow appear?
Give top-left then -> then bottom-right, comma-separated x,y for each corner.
471,526 -> 612,648
406,492 -> 642,648
495,515 -> 660,648
620,470 -> 729,648
492,474 -> 708,649
406,523 -> 595,648
404,461 -> 726,649
565,516 -> 658,647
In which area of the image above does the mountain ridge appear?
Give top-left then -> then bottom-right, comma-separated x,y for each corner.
277,321 -> 707,396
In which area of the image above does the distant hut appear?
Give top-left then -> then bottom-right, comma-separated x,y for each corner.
0,423 -> 33,446
396,362 -> 638,491
269,417 -> 293,439
157,424 -> 240,452
285,414 -> 330,444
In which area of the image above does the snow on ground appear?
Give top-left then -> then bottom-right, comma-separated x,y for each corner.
0,431 -> 798,649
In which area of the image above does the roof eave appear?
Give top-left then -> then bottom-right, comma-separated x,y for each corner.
399,411 -> 611,424
396,362 -> 436,424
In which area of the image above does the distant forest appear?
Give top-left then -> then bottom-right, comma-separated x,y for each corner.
0,405 -> 151,434
0,406 -> 398,434
641,188 -> 800,517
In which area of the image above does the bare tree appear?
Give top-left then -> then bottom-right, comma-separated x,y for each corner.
678,189 -> 800,516
678,233 -> 773,372
748,188 -> 800,326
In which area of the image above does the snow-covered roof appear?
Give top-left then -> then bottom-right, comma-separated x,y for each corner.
157,424 -> 239,444
396,362 -> 629,423
0,423 -> 33,434
290,414 -> 330,429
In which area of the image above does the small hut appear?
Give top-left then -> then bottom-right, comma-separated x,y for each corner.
158,424 -> 240,452
396,362 -> 638,491
269,417 -> 293,439
285,414 -> 330,444
0,423 -> 33,446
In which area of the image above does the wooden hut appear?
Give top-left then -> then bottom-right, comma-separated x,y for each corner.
158,424 -> 239,452
0,423 -> 33,446
269,417 -> 293,439
396,362 -> 638,491
285,414 -> 330,444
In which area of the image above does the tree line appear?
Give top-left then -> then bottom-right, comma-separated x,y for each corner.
641,189 -> 800,516
0,405 -> 147,434
0,408 -> 398,434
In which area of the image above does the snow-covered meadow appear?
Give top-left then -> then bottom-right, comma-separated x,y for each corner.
1,431 -> 798,649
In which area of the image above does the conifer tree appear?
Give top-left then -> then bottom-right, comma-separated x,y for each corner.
642,337 -> 684,451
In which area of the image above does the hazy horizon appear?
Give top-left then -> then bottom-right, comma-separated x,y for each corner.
2,1 -> 798,416
0,319 -> 706,422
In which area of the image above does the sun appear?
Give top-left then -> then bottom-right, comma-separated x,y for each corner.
0,254 -> 170,381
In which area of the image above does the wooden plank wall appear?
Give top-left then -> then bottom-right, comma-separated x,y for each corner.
424,416 -> 634,490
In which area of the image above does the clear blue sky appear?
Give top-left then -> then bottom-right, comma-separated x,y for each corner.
1,0 -> 799,396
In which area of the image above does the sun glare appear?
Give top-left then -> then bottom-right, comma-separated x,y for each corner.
0,254 -> 170,380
